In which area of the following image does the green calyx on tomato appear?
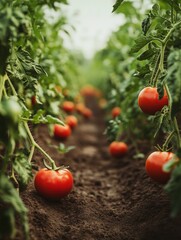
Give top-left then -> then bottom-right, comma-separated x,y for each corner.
138,87 -> 168,115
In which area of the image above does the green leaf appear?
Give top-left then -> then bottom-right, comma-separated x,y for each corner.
112,0 -> 124,12
13,151 -> 32,187
164,163 -> 181,217
137,48 -> 155,61
131,36 -> 153,54
163,156 -> 178,173
56,143 -> 75,154
142,16 -> 151,35
152,3 -> 160,16
45,115 -> 64,125
0,175 -> 29,239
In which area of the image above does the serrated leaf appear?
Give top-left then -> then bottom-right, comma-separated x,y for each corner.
13,152 -> 32,186
112,0 -> 124,12
131,36 -> 153,54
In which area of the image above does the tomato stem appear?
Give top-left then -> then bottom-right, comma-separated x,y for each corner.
24,122 -> 57,168
6,74 -> 57,168
0,75 -> 6,101
162,131 -> 175,151
173,117 -> 181,149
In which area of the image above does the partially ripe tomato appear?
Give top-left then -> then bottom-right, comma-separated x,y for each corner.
145,151 -> 174,184
111,107 -> 121,118
66,115 -> 78,129
53,124 -> 71,139
82,108 -> 93,119
34,168 -> 73,200
138,87 -> 168,115
109,141 -> 128,157
62,101 -> 75,113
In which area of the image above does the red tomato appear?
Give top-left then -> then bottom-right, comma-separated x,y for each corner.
53,124 -> 71,139
62,101 -> 75,113
66,115 -> 78,129
145,151 -> 174,184
111,107 -> 121,118
138,87 -> 168,115
31,96 -> 37,106
82,108 -> 93,119
34,168 -> 73,200
109,141 -> 128,157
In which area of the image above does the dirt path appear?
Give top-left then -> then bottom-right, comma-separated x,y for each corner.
17,97 -> 181,240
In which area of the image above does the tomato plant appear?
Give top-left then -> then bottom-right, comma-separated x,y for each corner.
34,168 -> 73,200
54,124 -> 71,139
138,87 -> 168,115
145,151 -> 174,184
109,141 -> 128,157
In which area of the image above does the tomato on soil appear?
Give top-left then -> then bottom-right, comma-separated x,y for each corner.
111,107 -> 121,118
145,151 -> 174,184
66,115 -> 78,129
109,141 -> 128,157
34,168 -> 73,200
138,87 -> 168,115
62,101 -> 75,113
53,124 -> 71,139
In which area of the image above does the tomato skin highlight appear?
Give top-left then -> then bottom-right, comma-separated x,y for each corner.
66,115 -> 78,129
109,141 -> 128,157
62,101 -> 75,113
53,124 -> 71,139
34,168 -> 73,200
145,151 -> 174,184
111,107 -> 121,118
138,87 -> 168,115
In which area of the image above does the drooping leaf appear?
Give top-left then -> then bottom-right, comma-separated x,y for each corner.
112,0 -> 124,12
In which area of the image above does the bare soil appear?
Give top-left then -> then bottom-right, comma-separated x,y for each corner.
15,97 -> 181,240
